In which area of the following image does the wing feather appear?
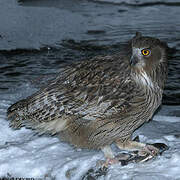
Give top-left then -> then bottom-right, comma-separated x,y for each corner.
7,54 -> 135,134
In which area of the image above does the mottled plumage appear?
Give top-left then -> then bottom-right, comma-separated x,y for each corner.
7,33 -> 168,162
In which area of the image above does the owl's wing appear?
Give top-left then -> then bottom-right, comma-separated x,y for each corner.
7,54 -> 134,134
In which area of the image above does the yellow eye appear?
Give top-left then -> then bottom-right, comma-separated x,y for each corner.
141,49 -> 150,56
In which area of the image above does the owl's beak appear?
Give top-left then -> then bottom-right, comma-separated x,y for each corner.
130,55 -> 139,66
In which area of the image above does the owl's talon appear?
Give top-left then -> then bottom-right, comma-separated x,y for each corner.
139,144 -> 159,157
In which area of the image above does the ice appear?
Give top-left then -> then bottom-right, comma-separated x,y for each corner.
0,83 -> 180,180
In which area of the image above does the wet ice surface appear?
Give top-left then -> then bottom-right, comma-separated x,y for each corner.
0,84 -> 180,180
0,0 -> 180,179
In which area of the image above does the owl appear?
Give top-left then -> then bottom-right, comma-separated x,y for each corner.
7,32 -> 168,165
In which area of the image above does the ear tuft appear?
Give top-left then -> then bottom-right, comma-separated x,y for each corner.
131,32 -> 143,47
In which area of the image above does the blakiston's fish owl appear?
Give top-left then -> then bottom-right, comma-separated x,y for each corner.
7,33 -> 168,164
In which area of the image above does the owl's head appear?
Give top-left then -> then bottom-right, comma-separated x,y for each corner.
130,32 -> 168,72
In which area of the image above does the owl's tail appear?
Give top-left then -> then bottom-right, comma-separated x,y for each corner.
7,99 -> 28,129
7,99 -> 69,135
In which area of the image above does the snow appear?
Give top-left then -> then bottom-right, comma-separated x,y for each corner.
0,83 -> 180,180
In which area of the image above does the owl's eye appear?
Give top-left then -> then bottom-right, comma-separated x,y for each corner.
141,49 -> 150,56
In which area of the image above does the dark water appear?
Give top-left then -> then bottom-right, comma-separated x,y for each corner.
0,0 -> 180,105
